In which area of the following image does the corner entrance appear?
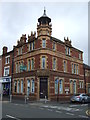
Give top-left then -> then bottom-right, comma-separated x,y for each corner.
40,78 -> 48,99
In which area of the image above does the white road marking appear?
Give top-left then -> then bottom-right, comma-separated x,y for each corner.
56,110 -> 62,113
66,112 -> 74,116
81,104 -> 88,106
79,115 -> 89,118
6,114 -> 21,120
47,109 -> 53,111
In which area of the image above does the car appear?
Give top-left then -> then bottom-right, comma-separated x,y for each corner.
70,93 -> 90,103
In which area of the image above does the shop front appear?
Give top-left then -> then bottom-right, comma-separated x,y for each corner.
0,76 -> 11,95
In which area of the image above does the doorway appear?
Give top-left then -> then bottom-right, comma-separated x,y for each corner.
40,78 -> 48,99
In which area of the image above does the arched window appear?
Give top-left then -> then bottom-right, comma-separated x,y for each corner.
31,79 -> 35,93
55,79 -> 58,94
59,79 -> 63,94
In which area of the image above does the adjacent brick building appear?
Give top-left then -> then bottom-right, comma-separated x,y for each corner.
11,9 -> 85,101
0,46 -> 13,95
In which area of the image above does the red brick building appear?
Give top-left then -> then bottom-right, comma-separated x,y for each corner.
0,46 -> 13,95
12,9 -> 85,101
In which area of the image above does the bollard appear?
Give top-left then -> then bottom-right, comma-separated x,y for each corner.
25,95 -> 27,104
45,96 -> 46,103
10,94 -> 12,102
1,94 -> 2,101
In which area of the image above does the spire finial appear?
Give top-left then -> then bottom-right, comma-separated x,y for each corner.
43,7 -> 46,16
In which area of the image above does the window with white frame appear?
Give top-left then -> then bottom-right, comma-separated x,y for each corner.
59,79 -> 63,94
42,39 -> 46,48
4,67 -> 10,76
31,79 -> 35,93
79,81 -> 84,88
21,80 -> 23,93
5,56 -> 10,64
42,56 -> 46,69
17,80 -> 20,93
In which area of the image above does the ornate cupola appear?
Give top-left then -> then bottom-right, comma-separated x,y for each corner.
37,8 -> 52,39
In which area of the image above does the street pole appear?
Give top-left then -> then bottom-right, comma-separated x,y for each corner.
1,94 -> 2,101
25,95 -> 27,104
10,94 -> 12,102
45,96 -> 46,103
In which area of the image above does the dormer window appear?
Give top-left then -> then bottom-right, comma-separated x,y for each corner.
65,46 -> 70,55
18,47 -> 22,55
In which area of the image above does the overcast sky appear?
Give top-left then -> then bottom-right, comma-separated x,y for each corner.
0,2 -> 88,64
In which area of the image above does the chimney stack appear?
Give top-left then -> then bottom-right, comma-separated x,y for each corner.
3,46 -> 8,54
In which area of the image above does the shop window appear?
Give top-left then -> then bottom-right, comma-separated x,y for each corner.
31,79 -> 35,93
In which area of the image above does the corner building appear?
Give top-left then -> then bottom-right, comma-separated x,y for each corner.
12,10 -> 84,101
